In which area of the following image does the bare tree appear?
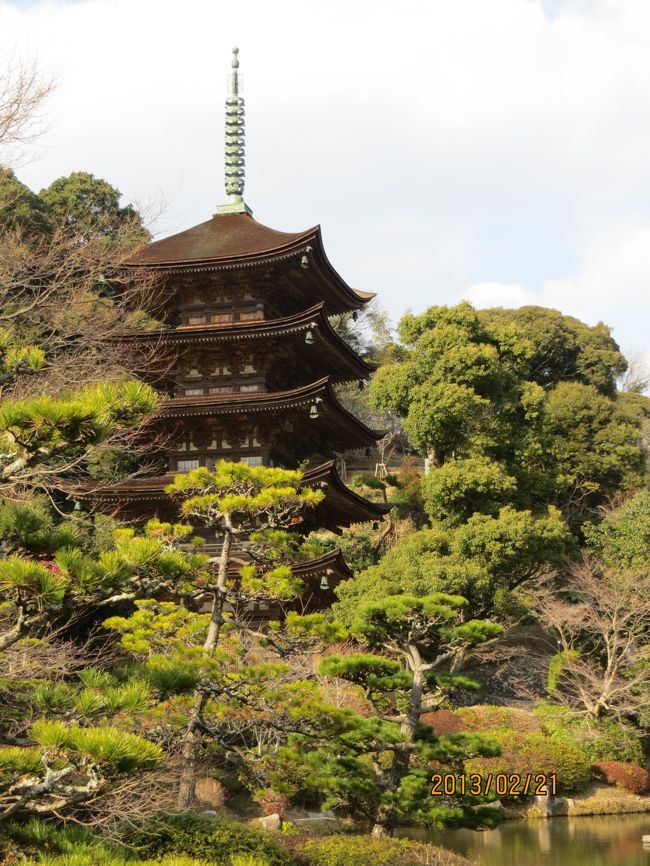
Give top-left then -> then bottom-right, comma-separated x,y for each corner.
0,61 -> 55,163
618,351 -> 650,395
530,560 -> 650,722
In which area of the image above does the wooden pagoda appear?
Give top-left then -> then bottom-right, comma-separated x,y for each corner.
91,48 -> 388,609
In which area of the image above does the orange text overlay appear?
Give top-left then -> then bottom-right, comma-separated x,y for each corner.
430,773 -> 558,798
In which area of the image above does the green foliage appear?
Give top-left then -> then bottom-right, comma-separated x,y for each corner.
547,650 -> 581,693
0,498 -> 82,554
125,814 -> 294,866
370,302 -> 648,531
0,327 -> 45,393
30,720 -> 162,772
335,507 -> 570,620
0,167 -> 52,236
319,653 -> 412,692
421,456 -> 516,526
0,379 -> 158,494
167,463 -> 322,529
584,489 -> 650,568
40,171 -> 148,246
0,556 -> 68,604
535,704 -> 645,764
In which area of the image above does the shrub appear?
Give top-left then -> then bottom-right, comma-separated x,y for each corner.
456,705 -> 541,734
195,776 -> 227,809
420,709 -> 464,735
295,834 -> 471,866
592,762 -> 650,795
535,705 -> 645,765
254,788 -> 291,817
465,731 -> 590,795
126,814 -> 293,866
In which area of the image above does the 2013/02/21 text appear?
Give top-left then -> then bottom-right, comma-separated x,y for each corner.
430,773 -> 558,798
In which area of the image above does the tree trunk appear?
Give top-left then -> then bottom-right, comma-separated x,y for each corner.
177,517 -> 233,810
371,647 -> 424,836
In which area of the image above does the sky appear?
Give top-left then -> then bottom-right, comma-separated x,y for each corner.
1,0 -> 649,372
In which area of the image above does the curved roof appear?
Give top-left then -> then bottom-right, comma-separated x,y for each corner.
115,303 -> 376,382
159,377 -> 386,448
128,213 -> 314,268
125,212 -> 374,314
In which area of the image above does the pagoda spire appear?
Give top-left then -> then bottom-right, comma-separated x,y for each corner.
216,46 -> 252,216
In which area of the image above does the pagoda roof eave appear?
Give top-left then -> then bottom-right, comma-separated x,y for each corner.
226,548 -> 352,583
125,215 -> 373,314
114,303 -> 375,382
76,461 -> 389,531
159,377 -> 387,447
301,460 -> 391,529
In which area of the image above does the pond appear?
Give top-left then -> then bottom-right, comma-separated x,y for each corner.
400,813 -> 650,865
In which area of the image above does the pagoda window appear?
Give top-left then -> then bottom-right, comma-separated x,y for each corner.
240,384 -> 260,393
240,309 -> 264,322
186,368 -> 201,379
184,387 -> 204,396
188,315 -> 206,325
241,356 -> 256,374
177,459 -> 200,473
211,312 -> 233,324
209,385 -> 234,394
221,437 -> 232,449
240,455 -> 263,467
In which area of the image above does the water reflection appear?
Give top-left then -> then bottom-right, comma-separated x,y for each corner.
399,813 -> 650,865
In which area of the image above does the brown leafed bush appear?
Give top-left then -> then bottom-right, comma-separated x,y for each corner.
457,705 -> 541,734
195,776 -> 227,809
591,762 -> 650,795
420,709 -> 464,735
254,787 -> 291,817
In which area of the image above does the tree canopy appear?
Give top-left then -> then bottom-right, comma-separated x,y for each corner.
370,302 -> 648,531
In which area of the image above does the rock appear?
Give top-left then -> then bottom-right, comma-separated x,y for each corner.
200,810 -> 218,819
252,813 -> 282,831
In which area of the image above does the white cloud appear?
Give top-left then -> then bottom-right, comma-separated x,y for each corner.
0,0 -> 649,360
461,282 -> 535,309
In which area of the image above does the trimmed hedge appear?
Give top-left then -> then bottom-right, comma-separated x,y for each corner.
420,709 -> 465,735
294,835 -> 472,866
465,731 -> 591,795
457,705 -> 541,734
592,761 -> 650,795
126,814 -> 293,866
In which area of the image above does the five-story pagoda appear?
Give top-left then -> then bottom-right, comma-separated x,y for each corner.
93,48 -> 388,607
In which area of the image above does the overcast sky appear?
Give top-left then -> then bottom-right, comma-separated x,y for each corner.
1,0 -> 649,369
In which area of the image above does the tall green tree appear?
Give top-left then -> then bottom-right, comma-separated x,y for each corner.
371,302 -> 648,530
40,171 -> 148,245
272,593 -> 502,835
335,506 -> 570,620
165,463 -> 323,808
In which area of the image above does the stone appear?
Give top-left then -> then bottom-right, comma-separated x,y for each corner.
253,813 -> 281,831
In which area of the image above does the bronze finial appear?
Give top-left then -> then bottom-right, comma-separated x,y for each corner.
216,46 -> 251,215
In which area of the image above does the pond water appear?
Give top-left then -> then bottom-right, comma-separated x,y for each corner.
400,813 -> 650,866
